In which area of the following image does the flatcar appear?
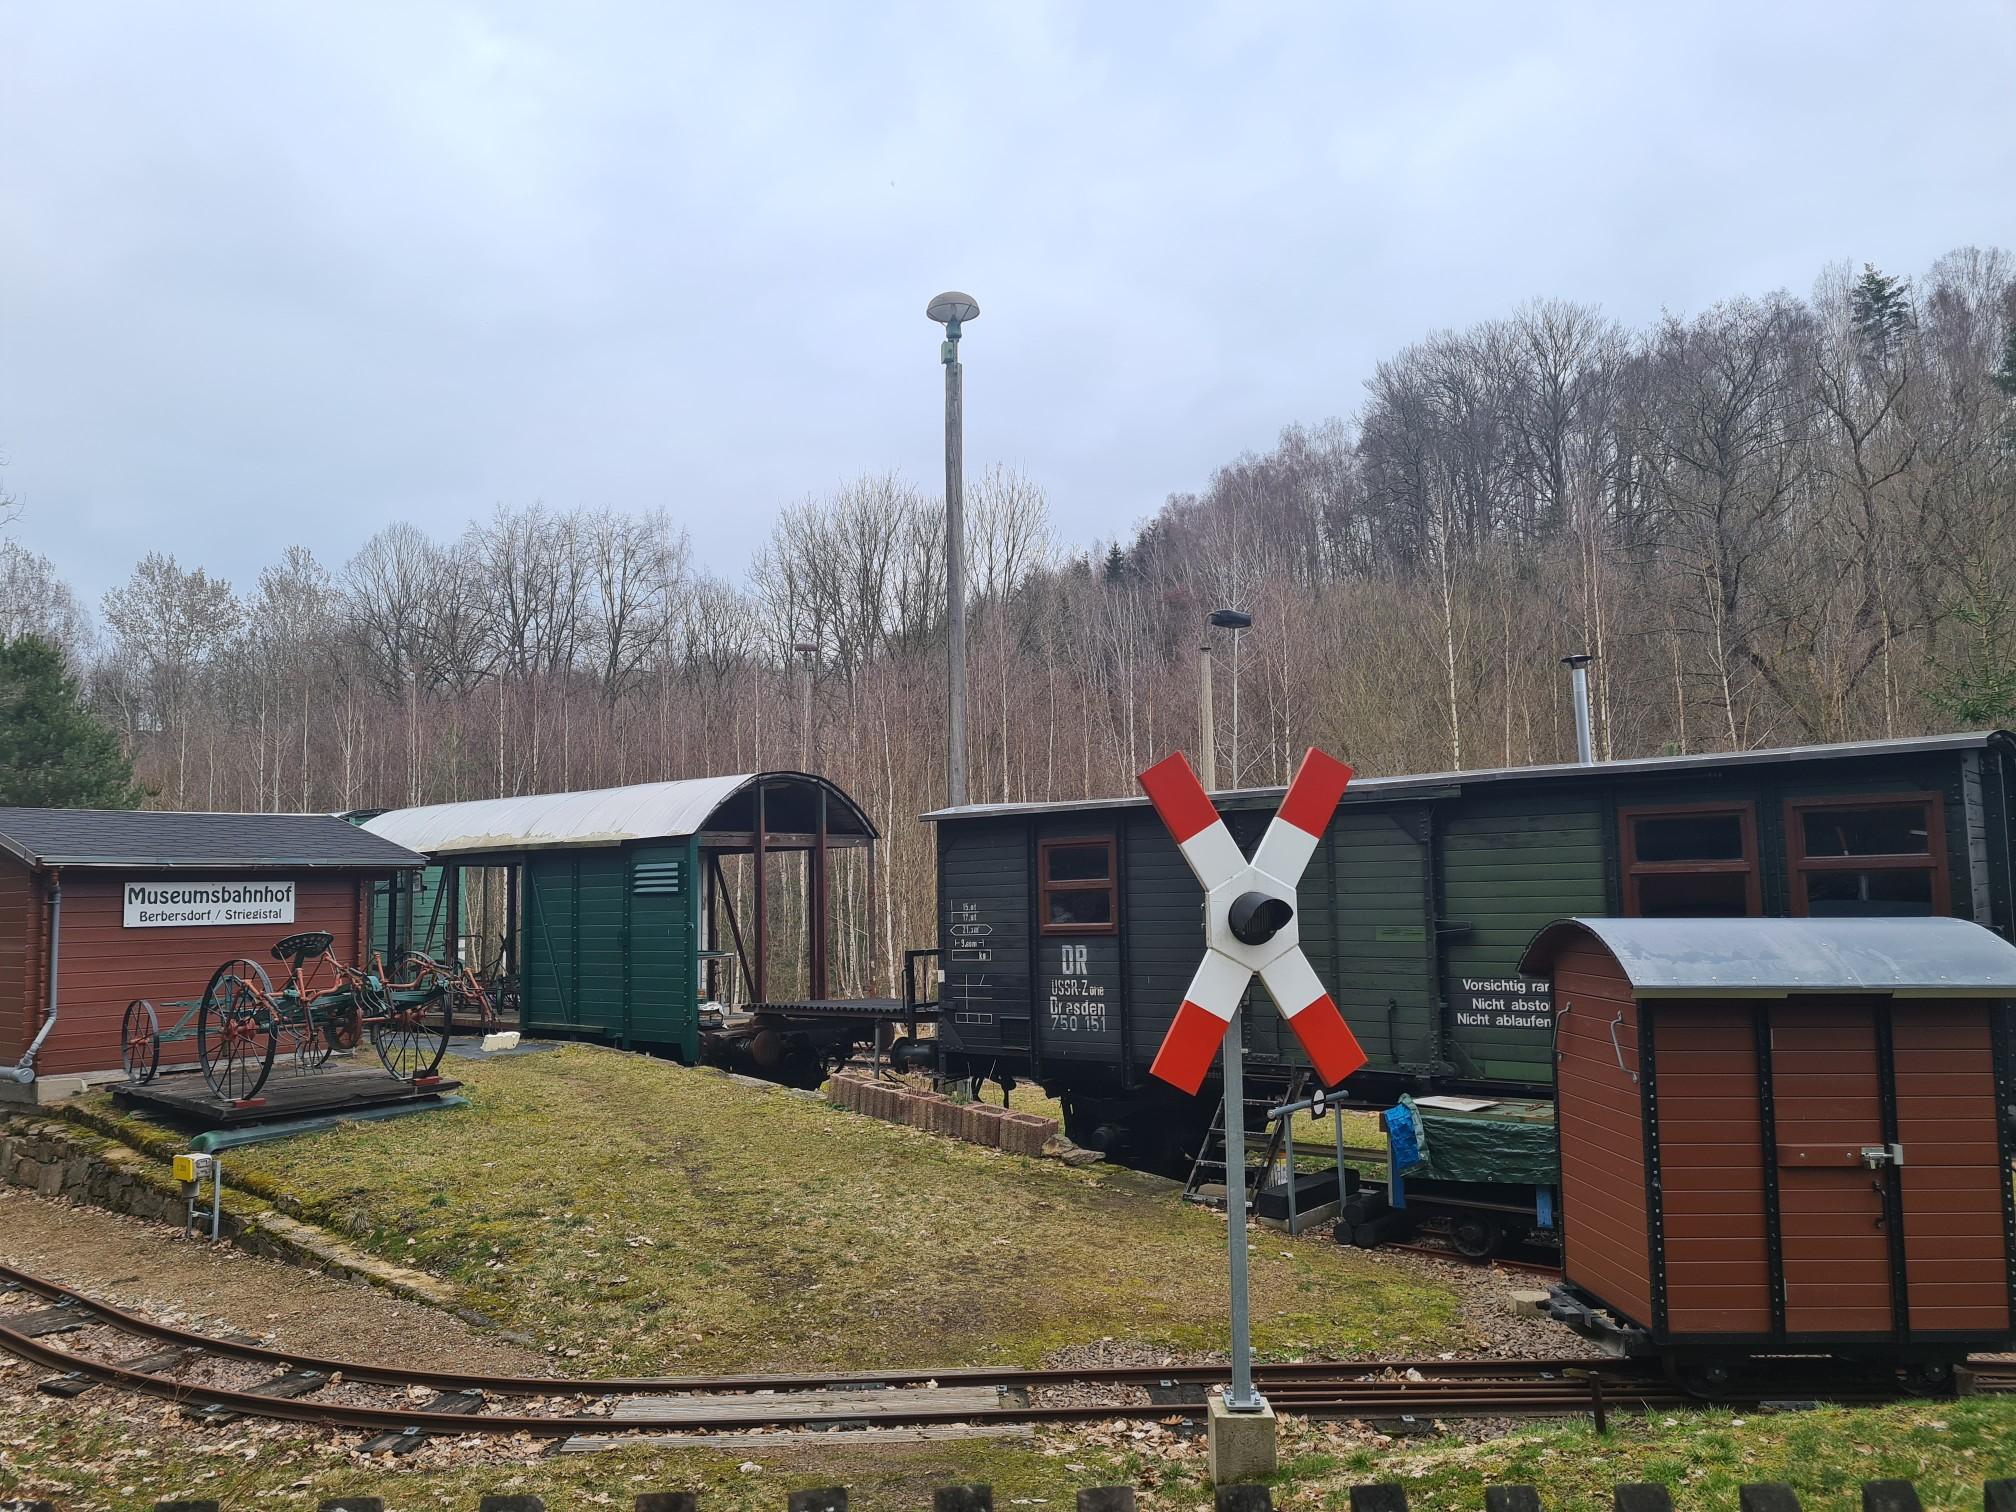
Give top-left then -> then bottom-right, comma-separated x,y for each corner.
918,730 -> 2016,1171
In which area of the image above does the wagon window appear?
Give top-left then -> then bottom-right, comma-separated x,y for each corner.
1039,838 -> 1116,935
1620,803 -> 1760,917
1788,795 -> 1947,917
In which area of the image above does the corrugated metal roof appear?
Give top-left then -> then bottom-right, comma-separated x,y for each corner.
362,772 -> 877,856
919,730 -> 2012,823
0,808 -> 425,871
1521,916 -> 2016,998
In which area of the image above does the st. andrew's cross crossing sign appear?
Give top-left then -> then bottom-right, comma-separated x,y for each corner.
1138,745 -> 1370,1094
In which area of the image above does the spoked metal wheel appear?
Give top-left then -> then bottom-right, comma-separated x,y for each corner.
120,999 -> 161,1085
371,987 -> 450,1083
393,951 -> 454,1034
199,959 -> 276,1103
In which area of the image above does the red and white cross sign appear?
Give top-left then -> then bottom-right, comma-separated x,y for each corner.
1138,746 -> 1370,1095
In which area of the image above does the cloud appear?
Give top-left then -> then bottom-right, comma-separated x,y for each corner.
2,0 -> 2011,602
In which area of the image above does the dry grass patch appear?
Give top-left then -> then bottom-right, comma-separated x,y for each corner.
81,1046 -> 1460,1373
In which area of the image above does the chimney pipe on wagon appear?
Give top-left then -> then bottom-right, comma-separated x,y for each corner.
1562,654 -> 1595,765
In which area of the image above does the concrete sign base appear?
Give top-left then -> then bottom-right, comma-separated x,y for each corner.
1207,1395 -> 1278,1486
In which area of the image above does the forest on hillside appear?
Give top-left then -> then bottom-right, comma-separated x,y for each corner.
4,246 -> 2013,998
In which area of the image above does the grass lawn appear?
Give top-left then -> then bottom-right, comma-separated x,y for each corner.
8,1388 -> 2013,1512
71,1046 -> 1462,1373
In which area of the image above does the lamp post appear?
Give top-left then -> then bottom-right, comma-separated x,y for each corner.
1199,608 -> 1251,790
927,291 -> 980,809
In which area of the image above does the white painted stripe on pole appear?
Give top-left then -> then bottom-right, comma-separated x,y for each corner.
1251,819 -> 1319,893
1259,949 -> 1325,1018
1177,822 -> 1246,890
1184,948 -> 1251,1023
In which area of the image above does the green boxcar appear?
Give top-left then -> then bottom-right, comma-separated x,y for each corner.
924,730 -> 2016,1165
360,773 -> 878,1067
518,839 -> 699,1060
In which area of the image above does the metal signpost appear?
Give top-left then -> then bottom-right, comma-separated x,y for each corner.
1135,745 -> 1371,1479
1218,1004 -> 1260,1409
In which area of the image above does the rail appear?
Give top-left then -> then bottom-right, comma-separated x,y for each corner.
2,1261 -> 2007,1446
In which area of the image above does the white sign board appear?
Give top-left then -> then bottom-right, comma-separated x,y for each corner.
123,880 -> 296,929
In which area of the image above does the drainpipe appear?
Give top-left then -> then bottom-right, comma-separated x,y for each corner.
1562,655 -> 1595,765
9,869 -> 61,1084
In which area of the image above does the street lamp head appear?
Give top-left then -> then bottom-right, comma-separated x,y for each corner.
792,640 -> 818,657
1209,608 -> 1253,631
927,291 -> 981,326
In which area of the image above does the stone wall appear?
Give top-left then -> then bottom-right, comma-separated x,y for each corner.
0,1116 -> 458,1308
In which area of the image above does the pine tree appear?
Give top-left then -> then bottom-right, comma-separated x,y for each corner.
1102,543 -> 1129,583
0,635 -> 144,808
1850,263 -> 1914,363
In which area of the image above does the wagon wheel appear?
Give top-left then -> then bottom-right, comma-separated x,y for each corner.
392,950 -> 450,1028
372,983 -> 450,1083
395,949 -> 490,1035
1663,1356 -> 1737,1400
199,958 -> 276,1103
120,999 -> 161,1085
1898,1357 -> 1960,1397
1447,1214 -> 1506,1261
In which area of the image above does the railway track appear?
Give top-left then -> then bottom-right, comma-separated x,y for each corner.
1372,1240 -> 1563,1278
1,1261 -> 2003,1444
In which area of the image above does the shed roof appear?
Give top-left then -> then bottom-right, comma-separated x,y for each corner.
0,808 -> 425,871
920,730 -> 2013,823
361,772 -> 877,857
1520,916 -> 2016,999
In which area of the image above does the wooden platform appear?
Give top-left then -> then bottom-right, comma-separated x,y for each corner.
111,1061 -> 462,1130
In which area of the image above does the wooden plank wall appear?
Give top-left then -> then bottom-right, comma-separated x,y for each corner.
936,819 -> 1032,1062
1769,1004 -> 1894,1334
1552,936 -> 1654,1327
34,872 -> 365,1078
625,841 -> 697,1055
1652,1003 -> 1770,1334
1121,807 -> 1198,1072
1314,808 -> 1436,1069
0,859 -> 38,1063
1442,798 -> 1609,1083
1895,1003 -> 2012,1334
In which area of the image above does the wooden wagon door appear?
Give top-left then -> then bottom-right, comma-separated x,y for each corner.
1891,1003 -> 2012,1335
1769,1002 -> 1897,1336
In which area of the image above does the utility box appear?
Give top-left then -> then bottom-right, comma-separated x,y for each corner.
1524,915 -> 2016,1374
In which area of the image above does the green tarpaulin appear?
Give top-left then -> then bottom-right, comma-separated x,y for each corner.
1407,1097 -> 1557,1186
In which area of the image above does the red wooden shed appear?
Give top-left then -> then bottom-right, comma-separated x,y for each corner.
0,808 -> 423,1101
1524,915 -> 2016,1383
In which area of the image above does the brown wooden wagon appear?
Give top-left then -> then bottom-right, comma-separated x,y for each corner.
1528,914 -> 2016,1395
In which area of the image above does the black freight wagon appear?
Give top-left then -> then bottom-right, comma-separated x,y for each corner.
917,731 -> 2016,1170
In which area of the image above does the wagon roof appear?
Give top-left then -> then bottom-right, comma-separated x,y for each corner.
361,771 -> 876,857
1520,915 -> 2016,998
919,730 -> 2014,823
0,808 -> 425,871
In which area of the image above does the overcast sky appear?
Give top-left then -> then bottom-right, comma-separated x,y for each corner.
4,2 -> 2014,602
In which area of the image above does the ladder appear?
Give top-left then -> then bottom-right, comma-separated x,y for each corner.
1182,1069 -> 1307,1205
